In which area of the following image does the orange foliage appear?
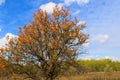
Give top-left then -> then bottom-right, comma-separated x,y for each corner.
0,55 -> 7,75
14,55 -> 18,61
0,6 -> 88,80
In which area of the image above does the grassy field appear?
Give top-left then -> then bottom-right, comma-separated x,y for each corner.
1,71 -> 120,80
58,71 -> 120,80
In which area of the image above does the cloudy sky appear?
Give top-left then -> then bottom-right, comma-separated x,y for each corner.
0,0 -> 120,61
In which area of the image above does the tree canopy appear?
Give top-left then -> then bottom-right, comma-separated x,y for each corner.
0,6 -> 88,80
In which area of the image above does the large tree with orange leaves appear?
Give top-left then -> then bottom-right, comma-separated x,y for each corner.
0,6 -> 88,80
0,57 -> 7,75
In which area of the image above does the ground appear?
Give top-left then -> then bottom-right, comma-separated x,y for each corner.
1,71 -> 120,80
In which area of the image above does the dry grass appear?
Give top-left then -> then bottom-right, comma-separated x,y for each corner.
1,71 -> 120,80
58,71 -> 120,80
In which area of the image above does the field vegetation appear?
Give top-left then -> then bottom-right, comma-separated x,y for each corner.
1,59 -> 120,80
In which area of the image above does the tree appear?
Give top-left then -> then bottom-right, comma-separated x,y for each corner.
0,6 -> 88,80
0,55 -> 9,77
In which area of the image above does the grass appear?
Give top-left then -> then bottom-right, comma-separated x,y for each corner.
1,71 -> 120,80
58,71 -> 120,80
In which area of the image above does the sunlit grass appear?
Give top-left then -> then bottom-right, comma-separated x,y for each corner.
0,71 -> 120,80
58,71 -> 120,80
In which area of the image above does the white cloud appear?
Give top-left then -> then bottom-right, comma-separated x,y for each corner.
79,55 -> 102,60
77,0 -> 89,5
64,0 -> 75,5
64,0 -> 89,5
79,55 -> 120,61
0,33 -> 17,48
82,39 -> 89,47
110,56 -> 120,61
0,0 -> 5,5
0,28 -> 1,32
82,42 -> 89,47
40,2 -> 63,14
92,34 -> 109,43
73,10 -> 80,15
77,21 -> 86,26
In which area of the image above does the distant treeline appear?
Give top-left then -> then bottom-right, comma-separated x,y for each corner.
59,59 -> 120,76
77,59 -> 120,72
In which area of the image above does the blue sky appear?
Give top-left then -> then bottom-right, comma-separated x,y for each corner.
0,0 -> 120,60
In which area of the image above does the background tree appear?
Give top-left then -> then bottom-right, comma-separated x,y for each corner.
0,6 -> 88,80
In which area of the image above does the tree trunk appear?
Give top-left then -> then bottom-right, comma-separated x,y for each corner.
50,76 -> 54,80
45,74 -> 54,80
